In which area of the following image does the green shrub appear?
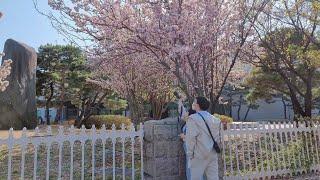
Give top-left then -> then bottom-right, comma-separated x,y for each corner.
85,115 -> 132,130
297,115 -> 320,122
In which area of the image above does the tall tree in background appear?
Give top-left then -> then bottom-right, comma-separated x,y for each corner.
37,45 -> 58,125
44,0 -> 268,113
37,44 -> 89,124
69,77 -> 112,127
252,1 -> 320,119
246,28 -> 320,118
245,67 -> 293,119
222,85 -> 259,121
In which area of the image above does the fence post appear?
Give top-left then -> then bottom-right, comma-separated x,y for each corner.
289,121 -> 296,172
316,120 -> 320,170
283,122 -> 291,174
101,124 -> 106,180
20,128 -> 27,180
45,126 -> 52,180
57,126 -> 64,180
273,122 -> 280,172
91,125 -> 96,180
293,121 -> 302,173
221,122 -> 227,178
245,124 -> 252,173
306,121 -> 314,171
33,127 -> 39,180
257,123 -> 264,175
69,125 -> 75,180
111,124 -> 116,180
313,121 -> 320,167
234,124 -> 240,177
131,123 -> 135,180
139,123 -> 144,180
80,125 -> 86,180
251,123 -> 258,176
121,124 -> 126,180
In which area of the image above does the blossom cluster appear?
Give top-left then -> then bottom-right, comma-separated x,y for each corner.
48,0 -> 265,98
0,53 -> 12,92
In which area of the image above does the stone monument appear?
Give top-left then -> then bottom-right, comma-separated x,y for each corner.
144,118 -> 186,180
0,39 -> 37,130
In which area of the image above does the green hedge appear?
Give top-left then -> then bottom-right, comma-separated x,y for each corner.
85,115 -> 132,130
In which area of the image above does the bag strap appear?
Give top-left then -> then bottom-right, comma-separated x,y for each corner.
179,106 -> 183,119
178,106 -> 186,132
178,106 -> 183,122
197,113 -> 218,145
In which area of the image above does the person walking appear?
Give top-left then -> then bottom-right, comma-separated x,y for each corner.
178,97 -> 206,180
178,98 -> 195,180
185,96 -> 221,180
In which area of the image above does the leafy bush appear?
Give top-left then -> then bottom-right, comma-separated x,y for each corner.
297,116 -> 320,122
85,115 -> 132,130
214,114 -> 233,130
213,114 -> 233,123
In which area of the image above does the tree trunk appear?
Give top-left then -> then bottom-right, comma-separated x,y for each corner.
55,108 -> 62,124
229,95 -> 233,117
237,95 -> 243,121
45,103 -> 51,125
128,99 -> 141,124
77,92 -> 109,128
304,77 -> 312,117
75,99 -> 86,126
209,91 -> 216,114
243,105 -> 251,121
56,72 -> 66,123
288,86 -> 305,119
281,96 -> 287,119
46,82 -> 54,125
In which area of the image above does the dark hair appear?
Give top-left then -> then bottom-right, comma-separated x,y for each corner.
188,109 -> 196,115
196,96 -> 210,111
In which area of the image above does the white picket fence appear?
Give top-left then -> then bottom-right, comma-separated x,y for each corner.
0,124 -> 144,180
222,121 -> 320,179
2,120 -> 320,180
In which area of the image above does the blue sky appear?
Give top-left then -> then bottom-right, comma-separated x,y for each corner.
0,0 -> 66,52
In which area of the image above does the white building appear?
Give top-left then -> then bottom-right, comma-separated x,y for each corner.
36,96 -> 67,124
230,96 -> 320,122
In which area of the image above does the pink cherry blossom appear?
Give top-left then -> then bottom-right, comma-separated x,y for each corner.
48,0 -> 268,110
0,13 -> 12,92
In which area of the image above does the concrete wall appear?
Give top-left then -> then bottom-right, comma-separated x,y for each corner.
144,118 -> 186,180
231,97 -> 294,121
231,96 -> 320,121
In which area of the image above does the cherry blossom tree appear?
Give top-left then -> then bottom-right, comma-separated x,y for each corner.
90,53 -> 175,123
0,12 -> 12,92
46,0 -> 268,113
0,53 -> 12,92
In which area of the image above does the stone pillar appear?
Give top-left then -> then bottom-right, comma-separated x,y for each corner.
0,39 -> 37,130
144,118 -> 185,180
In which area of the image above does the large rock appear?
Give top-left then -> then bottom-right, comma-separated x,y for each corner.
0,39 -> 37,130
